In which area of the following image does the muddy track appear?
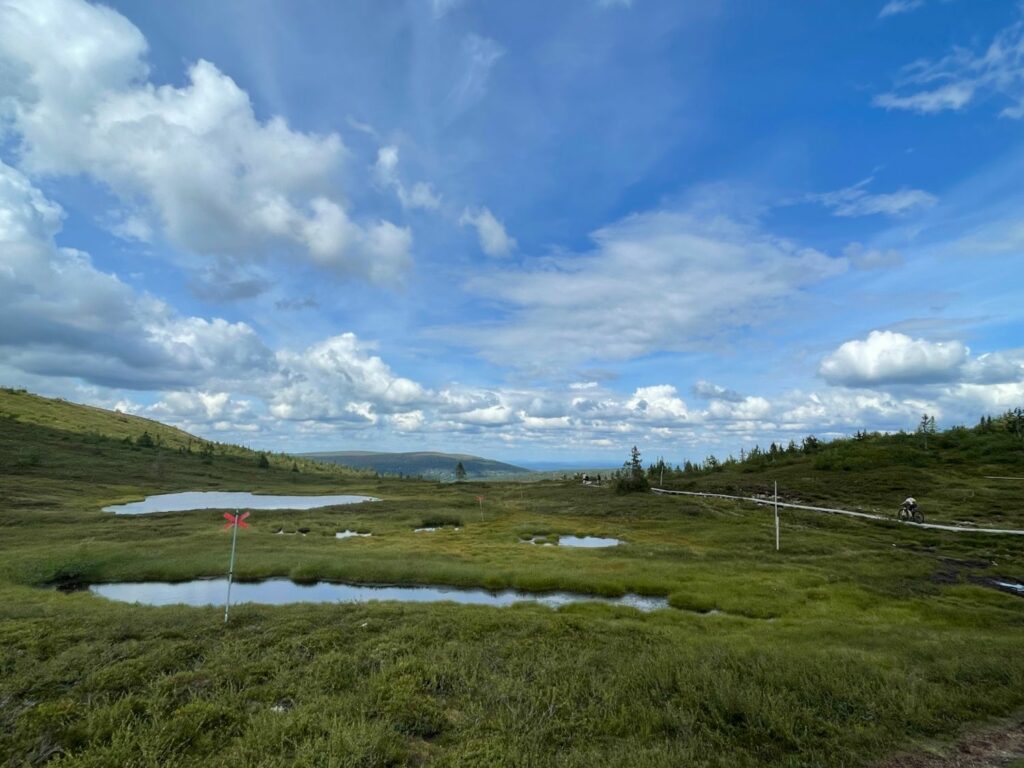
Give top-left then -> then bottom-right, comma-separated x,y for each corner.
875,714 -> 1024,768
651,489 -> 1024,536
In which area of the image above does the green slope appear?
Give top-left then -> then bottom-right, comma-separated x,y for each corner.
0,388 -> 372,509
656,417 -> 1024,527
301,450 -> 531,479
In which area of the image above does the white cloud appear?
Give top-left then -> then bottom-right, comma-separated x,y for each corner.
373,145 -> 442,211
811,178 -> 937,217
399,182 -> 442,211
693,380 -> 745,402
878,0 -> 925,19
269,333 -> 427,422
459,207 -> 516,256
626,385 -> 689,423
819,331 -> 968,387
106,212 -> 153,242
389,410 -> 425,432
0,158 -> 272,390
373,145 -> 400,187
874,16 -> 1024,118
453,205 -> 846,369
962,349 -> 1024,384
0,0 -> 411,283
874,83 -> 975,114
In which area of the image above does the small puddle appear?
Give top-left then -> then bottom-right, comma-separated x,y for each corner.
104,491 -> 378,515
994,580 -> 1024,595
558,536 -> 621,548
86,579 -> 668,612
414,526 -> 460,533
336,530 -> 372,539
522,536 -> 555,547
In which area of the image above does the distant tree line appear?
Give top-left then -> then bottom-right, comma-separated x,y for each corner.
622,406 -> 1024,484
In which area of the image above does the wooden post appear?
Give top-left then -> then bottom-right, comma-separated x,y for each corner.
224,509 -> 240,624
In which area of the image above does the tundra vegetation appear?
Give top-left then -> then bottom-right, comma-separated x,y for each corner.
1,388 -> 1023,767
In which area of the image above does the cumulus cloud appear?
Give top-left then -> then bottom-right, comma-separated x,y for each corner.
874,16 -> 1024,118
399,182 -> 442,211
459,207 -> 516,256
819,330 -> 969,386
962,349 -> 1024,384
627,385 -> 689,423
0,159 -> 272,390
0,0 -> 411,283
811,178 -> 937,217
373,145 -> 400,187
693,380 -> 745,402
269,334 -> 427,422
452,205 -> 847,369
373,145 -> 441,211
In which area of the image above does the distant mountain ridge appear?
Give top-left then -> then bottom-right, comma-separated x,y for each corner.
300,450 -> 530,479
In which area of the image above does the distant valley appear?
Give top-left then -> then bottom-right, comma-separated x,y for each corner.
300,450 -> 531,480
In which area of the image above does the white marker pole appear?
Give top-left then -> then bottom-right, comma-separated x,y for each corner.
224,509 -> 240,624
774,481 -> 780,552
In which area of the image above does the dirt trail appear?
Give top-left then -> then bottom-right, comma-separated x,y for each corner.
651,489 -> 1024,536
876,715 -> 1024,768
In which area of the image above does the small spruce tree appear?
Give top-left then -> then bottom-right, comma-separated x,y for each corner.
615,446 -> 649,493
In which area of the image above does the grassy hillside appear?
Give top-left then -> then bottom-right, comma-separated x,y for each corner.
0,389 -> 372,509
0,387 -> 202,450
302,450 -> 530,479
655,419 -> 1024,527
1,389 -> 1023,766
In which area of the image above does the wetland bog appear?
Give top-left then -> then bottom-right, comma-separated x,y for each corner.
2,392 -> 1024,767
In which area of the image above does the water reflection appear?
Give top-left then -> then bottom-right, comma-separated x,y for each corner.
558,536 -> 621,548
89,578 -> 667,611
336,530 -> 372,539
104,491 -> 378,515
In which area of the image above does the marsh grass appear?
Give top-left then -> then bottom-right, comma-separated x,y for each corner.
2,390 -> 1024,766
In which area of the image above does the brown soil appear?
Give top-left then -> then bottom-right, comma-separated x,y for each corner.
877,715 -> 1024,768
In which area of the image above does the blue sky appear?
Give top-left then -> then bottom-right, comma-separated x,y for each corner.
1,0 -> 1022,466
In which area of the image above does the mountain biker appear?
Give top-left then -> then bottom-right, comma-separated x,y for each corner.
899,497 -> 919,520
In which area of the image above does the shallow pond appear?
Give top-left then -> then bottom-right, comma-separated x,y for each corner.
558,536 -> 621,548
336,530 -> 372,539
103,491 -> 379,515
88,579 -> 667,611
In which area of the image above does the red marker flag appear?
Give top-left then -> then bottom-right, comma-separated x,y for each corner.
223,511 -> 250,530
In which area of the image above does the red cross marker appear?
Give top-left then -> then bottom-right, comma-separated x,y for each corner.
222,510 -> 250,624
223,511 -> 250,530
